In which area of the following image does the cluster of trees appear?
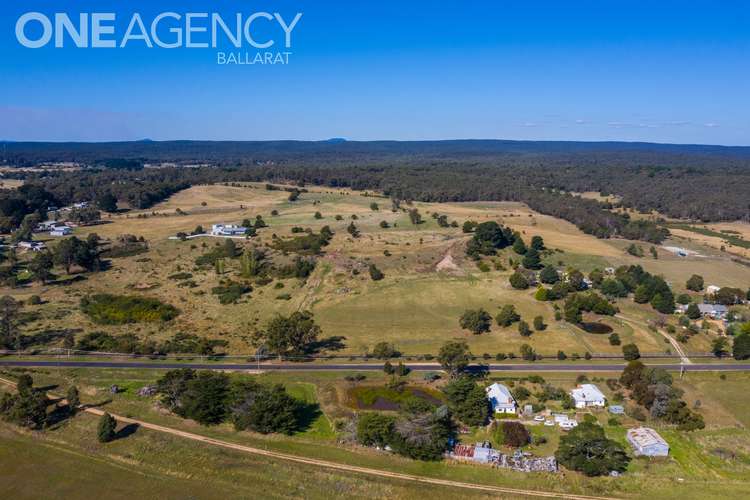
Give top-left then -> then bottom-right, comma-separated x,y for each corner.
442,376 -> 490,426
0,374 -> 49,429
466,221 -> 514,259
271,225 -> 334,255
9,140 -> 750,236
612,265 -> 675,313
459,305 -> 543,337
51,235 -> 100,274
578,265 -> 674,314
29,167 -> 191,212
356,401 -> 453,460
620,361 -> 704,431
0,185 -> 58,233
563,292 -> 618,324
511,234 -> 545,269
155,369 -> 305,433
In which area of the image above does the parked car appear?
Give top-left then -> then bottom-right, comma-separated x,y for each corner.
544,419 -> 555,426
560,420 -> 578,430
533,415 -> 546,422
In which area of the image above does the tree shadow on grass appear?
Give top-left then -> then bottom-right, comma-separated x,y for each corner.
305,336 -> 347,355
295,402 -> 323,433
46,408 -> 75,429
37,384 -> 60,392
113,423 -> 140,441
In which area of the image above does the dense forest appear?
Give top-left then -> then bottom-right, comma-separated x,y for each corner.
1,140 -> 749,242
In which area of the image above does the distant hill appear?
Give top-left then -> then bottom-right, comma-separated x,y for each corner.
3,139 -> 750,167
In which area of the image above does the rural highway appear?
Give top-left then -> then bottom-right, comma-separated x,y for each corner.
1,359 -> 748,372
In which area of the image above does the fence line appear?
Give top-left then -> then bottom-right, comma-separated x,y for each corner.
0,348 -> 717,362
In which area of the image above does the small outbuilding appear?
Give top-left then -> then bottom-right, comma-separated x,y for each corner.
627,427 -> 669,457
608,405 -> 625,415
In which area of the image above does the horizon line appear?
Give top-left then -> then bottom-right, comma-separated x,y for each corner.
2,137 -> 750,149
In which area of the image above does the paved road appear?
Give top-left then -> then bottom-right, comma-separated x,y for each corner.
1,359 -> 748,372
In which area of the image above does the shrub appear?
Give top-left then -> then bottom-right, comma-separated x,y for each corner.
357,413 -> 396,447
500,421 -> 530,447
372,342 -> 400,359
509,271 -> 529,289
369,264 -> 385,281
496,305 -> 521,327
622,343 -> 641,361
518,321 -> 532,337
533,315 -> 545,331
211,282 -> 252,304
80,294 -> 178,324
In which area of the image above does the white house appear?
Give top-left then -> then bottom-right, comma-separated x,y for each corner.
211,223 -> 248,236
627,427 -> 669,457
486,383 -> 517,414
706,285 -> 721,295
50,225 -> 72,236
570,384 -> 606,409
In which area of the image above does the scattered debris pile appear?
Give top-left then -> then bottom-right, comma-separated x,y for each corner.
450,444 -> 557,473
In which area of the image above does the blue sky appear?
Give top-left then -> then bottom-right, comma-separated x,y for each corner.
1,1 -> 748,144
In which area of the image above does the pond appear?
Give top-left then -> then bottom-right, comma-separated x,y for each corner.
580,322 -> 613,334
348,385 -> 444,411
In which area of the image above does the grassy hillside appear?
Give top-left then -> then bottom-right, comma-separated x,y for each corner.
9,183 -> 750,357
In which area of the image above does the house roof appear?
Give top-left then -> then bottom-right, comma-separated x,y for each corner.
486,383 -> 515,405
570,383 -> 606,402
627,427 -> 668,449
698,304 -> 728,314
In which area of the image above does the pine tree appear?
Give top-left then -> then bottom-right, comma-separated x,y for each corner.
67,386 -> 80,416
522,248 -> 541,269
97,412 -> 117,443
